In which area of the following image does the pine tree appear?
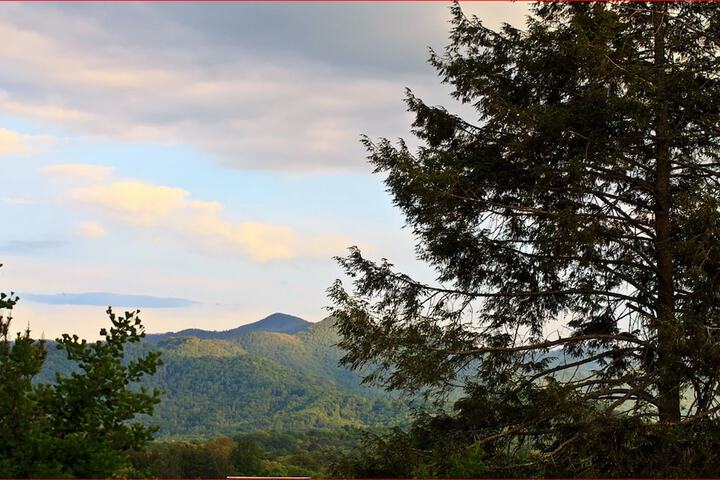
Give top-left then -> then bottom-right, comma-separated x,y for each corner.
0,266 -> 162,477
329,2 -> 720,475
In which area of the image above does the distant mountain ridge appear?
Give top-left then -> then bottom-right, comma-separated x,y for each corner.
145,312 -> 313,341
40,313 -> 407,438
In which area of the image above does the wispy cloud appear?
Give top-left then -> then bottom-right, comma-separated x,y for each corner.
2,196 -> 37,205
72,180 -> 188,224
66,173 -> 348,261
0,239 -> 64,253
41,163 -> 113,180
22,291 -> 196,308
0,128 -> 54,157
77,222 -> 106,238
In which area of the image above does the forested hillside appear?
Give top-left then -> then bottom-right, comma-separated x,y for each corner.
39,315 -> 407,438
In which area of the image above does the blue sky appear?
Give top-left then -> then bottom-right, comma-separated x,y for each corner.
0,2 -> 528,339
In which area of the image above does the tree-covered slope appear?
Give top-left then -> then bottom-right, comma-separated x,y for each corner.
40,315 -> 407,438
151,349 -> 404,437
236,317 -> 380,395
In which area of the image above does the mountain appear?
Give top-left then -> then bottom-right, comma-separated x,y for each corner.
39,315 -> 407,439
144,312 -> 312,342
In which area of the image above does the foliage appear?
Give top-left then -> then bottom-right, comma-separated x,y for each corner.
0,272 -> 162,478
333,411 -> 720,478
132,428 -> 364,478
40,318 -> 407,438
329,2 -> 720,476
231,438 -> 264,475
130,437 -> 235,478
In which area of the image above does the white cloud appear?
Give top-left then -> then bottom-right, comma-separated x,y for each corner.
461,2 -> 530,30
0,94 -> 97,125
72,180 -> 188,224
2,196 -> 36,205
77,222 -> 106,238
0,128 -> 54,156
69,178 -> 347,262
0,3 -> 528,171
41,163 -> 113,180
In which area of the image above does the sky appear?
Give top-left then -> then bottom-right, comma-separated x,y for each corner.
0,1 -> 529,340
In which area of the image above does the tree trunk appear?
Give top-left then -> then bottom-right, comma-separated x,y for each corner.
652,2 -> 681,424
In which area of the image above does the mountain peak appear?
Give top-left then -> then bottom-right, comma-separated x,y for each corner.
252,312 -> 311,331
146,312 -> 312,342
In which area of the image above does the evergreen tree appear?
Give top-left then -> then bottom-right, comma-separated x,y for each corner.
0,266 -> 162,478
330,2 -> 720,475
